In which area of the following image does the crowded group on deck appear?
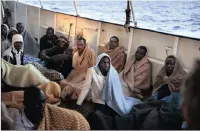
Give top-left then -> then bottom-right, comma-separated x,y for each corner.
1,22 -> 200,130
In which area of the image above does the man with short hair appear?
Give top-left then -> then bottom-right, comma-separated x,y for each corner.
40,27 -> 58,51
181,60 -> 200,129
16,22 -> 39,57
100,36 -> 126,73
14,86 -> 90,130
60,37 -> 96,100
14,85 -> 46,130
119,46 -> 151,99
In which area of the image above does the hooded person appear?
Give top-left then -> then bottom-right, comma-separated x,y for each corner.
119,46 -> 151,99
99,36 -> 126,73
2,34 -> 24,65
1,24 -> 10,56
76,53 -> 142,116
152,55 -> 186,100
1,24 -> 9,41
16,22 -> 39,57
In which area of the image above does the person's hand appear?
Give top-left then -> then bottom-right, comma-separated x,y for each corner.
45,56 -> 51,60
170,84 -> 180,92
43,56 -> 52,63
61,87 -> 68,101
163,76 -> 170,84
71,89 -> 81,100
40,54 -> 45,60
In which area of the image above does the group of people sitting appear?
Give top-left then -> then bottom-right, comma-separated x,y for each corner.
1,23 -> 200,130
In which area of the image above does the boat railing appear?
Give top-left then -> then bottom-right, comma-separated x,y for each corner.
5,1 -> 200,83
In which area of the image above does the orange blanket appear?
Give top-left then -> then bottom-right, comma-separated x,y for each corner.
1,82 -> 61,109
153,56 -> 186,93
39,104 -> 90,130
100,44 -> 126,73
60,44 -> 96,99
120,56 -> 151,98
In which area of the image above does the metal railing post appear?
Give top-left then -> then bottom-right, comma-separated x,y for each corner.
74,0 -> 79,16
130,0 -> 137,27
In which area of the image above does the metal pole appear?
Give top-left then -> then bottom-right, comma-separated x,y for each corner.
74,0 -> 79,16
39,0 -> 43,9
130,0 -> 137,27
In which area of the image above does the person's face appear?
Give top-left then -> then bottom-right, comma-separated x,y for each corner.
16,24 -> 24,34
58,38 -> 68,48
1,25 -> 7,37
46,29 -> 54,38
109,37 -> 119,50
77,39 -> 86,51
135,47 -> 146,61
99,57 -> 110,73
165,57 -> 175,76
14,41 -> 23,52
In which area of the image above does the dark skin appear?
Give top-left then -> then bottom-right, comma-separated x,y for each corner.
58,37 -> 69,49
24,88 -> 46,129
165,57 -> 175,76
135,47 -> 146,61
14,41 -> 23,53
99,56 -> 110,76
1,25 -> 7,38
46,29 -> 54,38
77,39 -> 86,56
16,23 -> 24,34
40,37 -> 69,61
108,37 -> 119,50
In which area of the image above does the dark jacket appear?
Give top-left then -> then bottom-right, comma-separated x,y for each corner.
40,35 -> 58,51
39,46 -> 73,78
3,50 -> 24,65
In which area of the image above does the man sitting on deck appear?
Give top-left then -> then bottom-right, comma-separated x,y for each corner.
16,22 -> 39,57
14,86 -> 90,130
3,34 -> 24,65
60,37 -> 96,100
1,24 -> 10,56
40,27 -> 58,51
76,53 -> 142,117
152,55 -> 186,100
100,36 -> 126,73
119,46 -> 151,100
39,36 -> 73,78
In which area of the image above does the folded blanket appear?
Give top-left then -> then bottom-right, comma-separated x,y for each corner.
39,104 -> 90,130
